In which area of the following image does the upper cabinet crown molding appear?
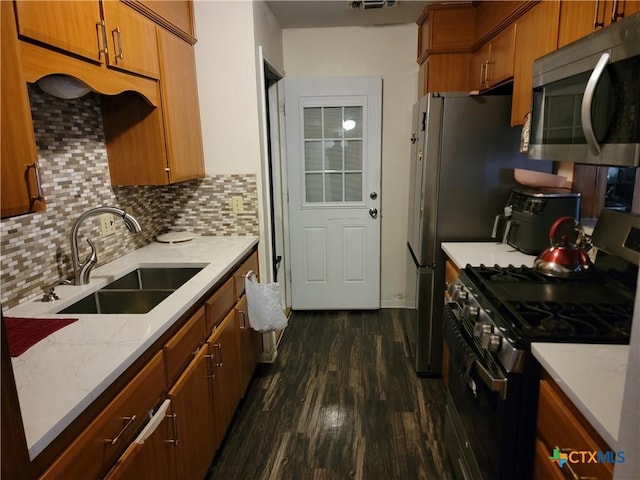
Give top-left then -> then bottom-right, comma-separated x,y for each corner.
124,0 -> 197,44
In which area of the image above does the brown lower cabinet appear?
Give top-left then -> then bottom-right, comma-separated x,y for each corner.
103,400 -> 176,480
27,249 -> 262,479
533,371 -> 614,480
236,294 -> 262,396
208,311 -> 243,447
167,345 -> 217,480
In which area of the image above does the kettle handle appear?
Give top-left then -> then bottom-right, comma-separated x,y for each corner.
549,216 -> 578,244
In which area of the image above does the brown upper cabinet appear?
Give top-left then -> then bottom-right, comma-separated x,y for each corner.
417,4 -> 476,62
470,23 -> 516,92
558,0 -> 640,47
14,1 -> 159,79
511,1 -> 560,126
102,28 -> 205,185
1,1 -> 43,219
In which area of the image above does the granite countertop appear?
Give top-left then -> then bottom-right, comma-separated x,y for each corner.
441,241 -> 537,269
441,241 -> 630,450
6,235 -> 259,459
532,343 -> 629,448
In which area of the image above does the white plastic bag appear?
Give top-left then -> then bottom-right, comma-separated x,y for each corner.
245,273 -> 288,332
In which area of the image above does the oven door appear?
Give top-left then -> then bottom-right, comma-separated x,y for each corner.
443,304 -> 511,480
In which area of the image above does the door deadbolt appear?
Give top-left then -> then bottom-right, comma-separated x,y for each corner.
370,192 -> 378,200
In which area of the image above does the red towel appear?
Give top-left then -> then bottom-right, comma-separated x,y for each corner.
4,317 -> 78,357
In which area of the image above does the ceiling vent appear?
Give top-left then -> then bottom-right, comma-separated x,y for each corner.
349,0 -> 397,10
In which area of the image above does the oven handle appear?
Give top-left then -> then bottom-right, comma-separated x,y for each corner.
443,305 -> 508,399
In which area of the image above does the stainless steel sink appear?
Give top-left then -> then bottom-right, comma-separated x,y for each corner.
56,266 -> 204,314
101,267 -> 203,291
58,290 -> 174,314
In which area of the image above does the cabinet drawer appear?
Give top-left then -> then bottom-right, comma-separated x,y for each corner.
41,351 -> 166,480
233,251 -> 258,299
163,306 -> 207,387
537,378 -> 613,479
533,436 -> 564,480
205,277 -> 235,333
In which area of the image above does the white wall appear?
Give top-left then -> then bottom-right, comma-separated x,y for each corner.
283,24 -> 419,307
193,1 -> 261,175
253,0 -> 284,73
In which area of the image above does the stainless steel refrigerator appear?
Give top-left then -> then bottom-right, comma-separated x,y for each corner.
407,93 -> 550,375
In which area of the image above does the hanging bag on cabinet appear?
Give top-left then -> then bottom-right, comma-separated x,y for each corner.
244,271 -> 288,332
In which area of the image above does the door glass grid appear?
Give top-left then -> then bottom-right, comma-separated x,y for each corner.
303,106 -> 363,203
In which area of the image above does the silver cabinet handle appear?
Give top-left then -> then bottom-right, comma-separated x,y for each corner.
239,310 -> 247,330
112,26 -> 124,60
593,0 -> 605,27
104,415 -> 136,445
611,0 -> 621,22
165,413 -> 179,445
581,52 -> 610,156
214,343 -> 223,367
27,162 -> 44,202
96,20 -> 108,59
205,354 -> 216,379
480,62 -> 486,86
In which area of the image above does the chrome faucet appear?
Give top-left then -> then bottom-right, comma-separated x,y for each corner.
70,206 -> 142,285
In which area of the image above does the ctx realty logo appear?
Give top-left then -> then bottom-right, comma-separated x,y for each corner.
549,447 -> 625,468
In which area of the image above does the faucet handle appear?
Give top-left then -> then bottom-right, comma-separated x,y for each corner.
42,279 -> 72,302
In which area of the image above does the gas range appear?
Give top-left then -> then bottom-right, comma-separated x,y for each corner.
442,210 -> 639,480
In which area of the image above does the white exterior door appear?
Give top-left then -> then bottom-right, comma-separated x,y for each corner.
284,76 -> 381,309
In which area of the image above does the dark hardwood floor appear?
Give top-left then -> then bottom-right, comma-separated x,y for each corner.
207,309 -> 455,480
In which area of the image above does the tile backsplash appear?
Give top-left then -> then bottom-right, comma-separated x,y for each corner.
1,85 -> 258,310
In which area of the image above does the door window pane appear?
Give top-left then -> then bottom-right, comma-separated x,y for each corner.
325,173 -> 343,202
304,108 -> 322,138
302,106 -> 364,203
305,173 -> 323,202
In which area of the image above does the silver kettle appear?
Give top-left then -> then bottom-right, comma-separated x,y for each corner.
533,216 -> 593,278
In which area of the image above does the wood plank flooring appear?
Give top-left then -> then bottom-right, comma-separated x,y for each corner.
207,309 -> 455,480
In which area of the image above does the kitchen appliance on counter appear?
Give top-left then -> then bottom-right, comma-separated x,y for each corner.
407,92 -> 551,375
495,187 -> 581,255
443,209 -> 638,480
528,11 -> 640,166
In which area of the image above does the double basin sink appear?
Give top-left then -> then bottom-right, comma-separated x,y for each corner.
57,267 -> 204,315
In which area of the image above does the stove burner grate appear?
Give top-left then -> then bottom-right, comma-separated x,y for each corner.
504,301 -> 631,340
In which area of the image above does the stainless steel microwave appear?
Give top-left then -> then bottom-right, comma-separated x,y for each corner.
528,11 -> 640,166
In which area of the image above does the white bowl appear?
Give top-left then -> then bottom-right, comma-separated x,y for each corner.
514,168 -> 568,188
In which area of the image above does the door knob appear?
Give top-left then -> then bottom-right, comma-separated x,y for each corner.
369,208 -> 378,219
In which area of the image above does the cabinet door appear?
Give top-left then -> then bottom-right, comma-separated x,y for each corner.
558,1 -> 640,49
469,44 -> 490,91
1,1 -> 43,219
236,295 -> 260,396
104,400 -> 176,480
167,346 -> 217,480
163,306 -> 207,386
208,311 -> 242,447
486,24 -> 515,87
157,28 -> 205,183
14,1 -> 103,63
41,352 -> 166,480
426,54 -> 471,93
102,0 -> 160,79
511,1 -> 560,126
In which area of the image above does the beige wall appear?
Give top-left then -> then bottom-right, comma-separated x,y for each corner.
283,24 -> 418,307
253,0 -> 284,73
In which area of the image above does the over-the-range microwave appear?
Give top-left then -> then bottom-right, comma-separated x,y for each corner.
528,11 -> 640,167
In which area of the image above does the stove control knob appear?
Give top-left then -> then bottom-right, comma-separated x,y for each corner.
457,290 -> 469,301
481,332 -> 502,352
473,322 -> 491,338
466,306 -> 479,321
